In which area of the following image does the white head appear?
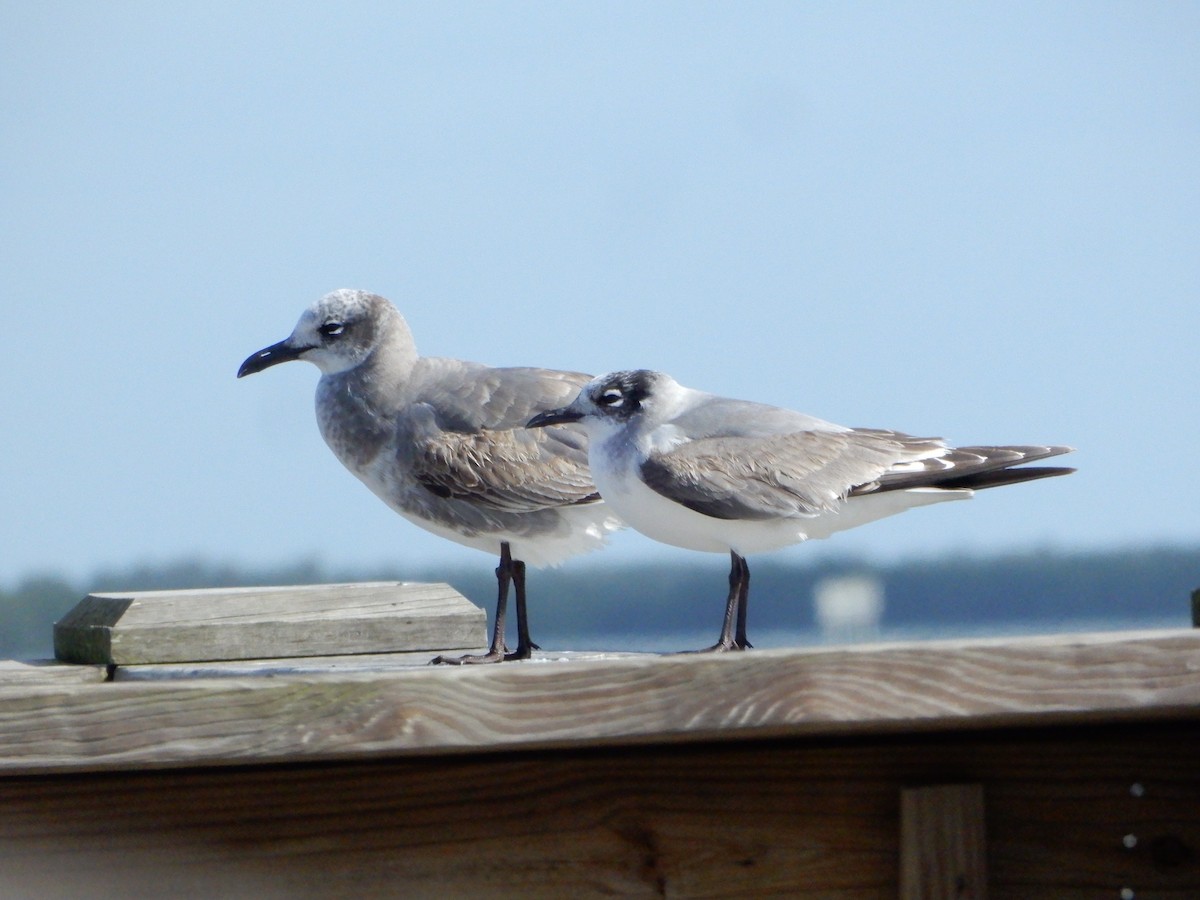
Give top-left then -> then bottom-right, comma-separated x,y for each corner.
238,289 -> 413,378
527,369 -> 680,434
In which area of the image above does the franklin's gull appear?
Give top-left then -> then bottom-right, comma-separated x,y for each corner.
529,369 -> 1073,652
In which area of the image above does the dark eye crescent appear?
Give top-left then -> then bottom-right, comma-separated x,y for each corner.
319,322 -> 345,337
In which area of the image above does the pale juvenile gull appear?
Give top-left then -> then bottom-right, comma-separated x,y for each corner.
238,290 -> 622,663
529,369 -> 1074,652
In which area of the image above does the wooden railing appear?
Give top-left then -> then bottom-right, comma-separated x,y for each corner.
1,583 -> 1197,897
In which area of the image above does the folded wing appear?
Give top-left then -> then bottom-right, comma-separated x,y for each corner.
642,428 -> 1073,521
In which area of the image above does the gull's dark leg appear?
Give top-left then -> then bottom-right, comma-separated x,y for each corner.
503,558 -> 541,661
431,542 -> 517,665
733,553 -> 752,650
689,551 -> 751,653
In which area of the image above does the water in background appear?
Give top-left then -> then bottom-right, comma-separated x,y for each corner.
3,545 -> 1197,659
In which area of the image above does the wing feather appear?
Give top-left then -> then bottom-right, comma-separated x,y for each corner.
640,429 -> 912,520
398,364 -> 600,513
643,425 -> 1072,521
850,443 -> 1074,494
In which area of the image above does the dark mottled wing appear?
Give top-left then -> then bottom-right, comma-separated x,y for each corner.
640,429 -> 917,520
402,363 -> 599,512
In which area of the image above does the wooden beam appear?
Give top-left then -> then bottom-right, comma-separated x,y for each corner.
2,629 -> 1199,775
901,783 -> 987,899
53,582 -> 485,664
1,723 -> 1197,897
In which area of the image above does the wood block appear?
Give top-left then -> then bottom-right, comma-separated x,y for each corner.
52,582 -> 485,665
901,783 -> 988,899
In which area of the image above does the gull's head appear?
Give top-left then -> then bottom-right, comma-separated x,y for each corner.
238,289 -> 406,378
527,369 -> 674,432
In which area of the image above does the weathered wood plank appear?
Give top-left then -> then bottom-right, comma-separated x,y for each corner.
109,649 -> 648,680
2,630 -> 1199,775
900,784 -> 987,899
0,660 -> 108,686
1,723 -> 1196,898
53,582 -> 484,664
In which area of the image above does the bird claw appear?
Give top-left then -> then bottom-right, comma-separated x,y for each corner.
429,651 -> 507,665
683,640 -> 750,654
430,641 -> 539,665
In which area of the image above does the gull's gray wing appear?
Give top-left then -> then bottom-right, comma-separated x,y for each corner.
400,363 -> 600,513
640,429 -> 938,520
670,394 -> 844,440
414,359 -> 590,431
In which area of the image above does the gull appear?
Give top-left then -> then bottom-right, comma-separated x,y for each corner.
529,369 -> 1074,652
237,289 -> 622,663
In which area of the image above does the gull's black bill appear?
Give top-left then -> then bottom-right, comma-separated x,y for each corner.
237,339 -> 307,378
527,407 -> 583,429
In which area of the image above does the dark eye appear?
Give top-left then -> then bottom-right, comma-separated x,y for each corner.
319,322 -> 345,337
597,388 -> 624,407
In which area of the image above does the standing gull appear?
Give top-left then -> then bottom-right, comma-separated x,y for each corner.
529,369 -> 1074,652
238,290 -> 621,663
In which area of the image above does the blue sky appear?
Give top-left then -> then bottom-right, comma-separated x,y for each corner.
3,2 -> 1197,584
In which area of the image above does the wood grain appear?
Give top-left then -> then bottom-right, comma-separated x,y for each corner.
0,660 -> 107,686
0,723 -> 1196,898
901,784 -> 987,899
2,629 -> 1199,775
52,581 -> 484,664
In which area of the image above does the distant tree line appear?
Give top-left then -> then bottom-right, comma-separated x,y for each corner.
2,545 -> 1197,660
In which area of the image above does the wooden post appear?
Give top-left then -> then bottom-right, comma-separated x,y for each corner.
900,783 -> 987,899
